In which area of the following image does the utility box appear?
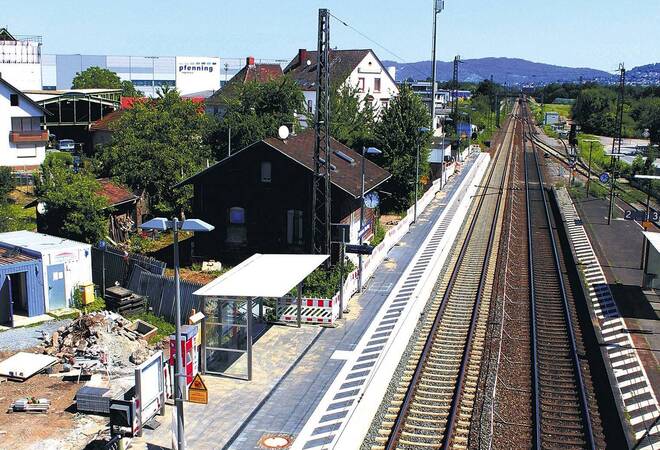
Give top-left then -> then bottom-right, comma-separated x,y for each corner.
80,282 -> 95,305
169,325 -> 198,386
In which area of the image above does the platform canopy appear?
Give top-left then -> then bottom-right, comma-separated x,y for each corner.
643,232 -> 660,254
193,253 -> 329,298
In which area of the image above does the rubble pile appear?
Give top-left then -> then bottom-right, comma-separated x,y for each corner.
40,311 -> 153,372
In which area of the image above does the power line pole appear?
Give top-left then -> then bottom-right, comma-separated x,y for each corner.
312,8 -> 332,264
429,0 -> 444,131
608,63 -> 625,225
451,55 -> 460,126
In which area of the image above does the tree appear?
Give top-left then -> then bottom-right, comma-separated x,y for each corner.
97,89 -> 213,215
0,167 -> 14,203
329,83 -> 375,148
72,66 -> 143,97
36,153 -> 108,243
209,77 -> 305,160
374,84 -> 432,212
635,97 -> 660,145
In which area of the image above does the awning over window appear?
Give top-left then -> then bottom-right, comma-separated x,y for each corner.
193,253 -> 329,298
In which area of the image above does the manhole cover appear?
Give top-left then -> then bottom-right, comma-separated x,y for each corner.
259,434 -> 293,449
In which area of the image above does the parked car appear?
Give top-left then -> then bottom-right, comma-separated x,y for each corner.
57,139 -> 75,152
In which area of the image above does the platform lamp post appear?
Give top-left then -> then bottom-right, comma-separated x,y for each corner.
415,127 -> 431,224
582,139 -> 599,198
359,146 -> 382,292
139,217 -> 214,450
634,174 -> 660,270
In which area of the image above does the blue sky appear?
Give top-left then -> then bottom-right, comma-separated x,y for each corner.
6,0 -> 659,71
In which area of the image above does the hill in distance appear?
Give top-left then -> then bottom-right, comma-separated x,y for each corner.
382,57 -> 615,85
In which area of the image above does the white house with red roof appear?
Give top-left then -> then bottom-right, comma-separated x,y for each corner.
0,76 -> 48,169
284,48 -> 398,117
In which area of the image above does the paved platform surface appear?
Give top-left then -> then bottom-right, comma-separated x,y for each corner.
143,325 -> 321,449
225,155 -> 479,450
573,194 -> 660,400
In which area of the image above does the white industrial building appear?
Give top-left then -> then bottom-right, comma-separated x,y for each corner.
0,29 -> 42,91
41,54 -> 287,98
0,76 -> 48,169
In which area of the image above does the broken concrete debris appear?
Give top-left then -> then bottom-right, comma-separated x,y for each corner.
40,311 -> 155,375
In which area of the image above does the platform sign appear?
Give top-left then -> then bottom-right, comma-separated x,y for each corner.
358,221 -> 372,239
345,244 -> 374,255
624,210 -> 646,221
599,172 -> 610,183
188,373 -> 208,404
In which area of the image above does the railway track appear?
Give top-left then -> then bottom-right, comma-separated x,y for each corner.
524,105 -> 599,448
371,104 -> 517,450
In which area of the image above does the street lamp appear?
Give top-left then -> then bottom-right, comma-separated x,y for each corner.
582,139 -> 599,197
139,217 -> 214,450
415,127 -> 431,224
359,146 -> 382,292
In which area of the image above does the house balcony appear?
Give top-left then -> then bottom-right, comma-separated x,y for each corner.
9,130 -> 48,144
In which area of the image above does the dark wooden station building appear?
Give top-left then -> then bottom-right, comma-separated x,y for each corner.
177,129 -> 391,263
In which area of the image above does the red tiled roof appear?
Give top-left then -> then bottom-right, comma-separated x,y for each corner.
240,64 -> 283,83
120,97 -> 148,109
96,178 -> 138,206
206,62 -> 283,106
179,129 -> 391,199
284,49 -> 370,90
90,109 -> 124,132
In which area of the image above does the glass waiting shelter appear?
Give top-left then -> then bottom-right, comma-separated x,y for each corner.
193,253 -> 328,380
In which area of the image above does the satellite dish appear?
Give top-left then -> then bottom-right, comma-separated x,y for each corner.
278,125 -> 290,140
306,59 -> 312,66
364,192 -> 380,209
36,202 -> 47,215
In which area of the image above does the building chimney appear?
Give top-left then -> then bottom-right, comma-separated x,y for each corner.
246,56 -> 255,66
387,66 -> 396,80
298,49 -> 308,66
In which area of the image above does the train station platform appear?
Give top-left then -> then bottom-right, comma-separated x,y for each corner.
142,151 -> 488,450
572,195 -> 660,394
556,188 -> 660,447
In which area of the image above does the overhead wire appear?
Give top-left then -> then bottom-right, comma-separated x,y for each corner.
329,12 -> 431,81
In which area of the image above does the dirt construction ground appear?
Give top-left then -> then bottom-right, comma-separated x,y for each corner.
0,349 -> 105,450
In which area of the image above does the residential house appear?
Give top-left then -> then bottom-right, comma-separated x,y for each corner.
177,129 -> 391,263
0,76 -> 48,169
205,56 -> 283,117
89,109 -> 124,149
97,178 -> 147,243
31,177 -> 146,243
284,49 -> 398,117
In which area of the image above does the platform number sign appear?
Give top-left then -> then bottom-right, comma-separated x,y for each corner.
624,210 -> 660,222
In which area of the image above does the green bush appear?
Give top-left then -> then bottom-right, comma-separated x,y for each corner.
300,259 -> 356,298
371,219 -> 386,246
72,286 -> 107,313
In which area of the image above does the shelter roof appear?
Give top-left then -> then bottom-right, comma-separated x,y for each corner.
96,178 -> 139,207
193,253 -> 329,298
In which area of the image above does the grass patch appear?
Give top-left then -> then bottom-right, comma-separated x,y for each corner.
125,311 -> 175,344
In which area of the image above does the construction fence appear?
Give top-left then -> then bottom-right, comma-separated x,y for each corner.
91,244 -> 203,323
126,265 -> 203,323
